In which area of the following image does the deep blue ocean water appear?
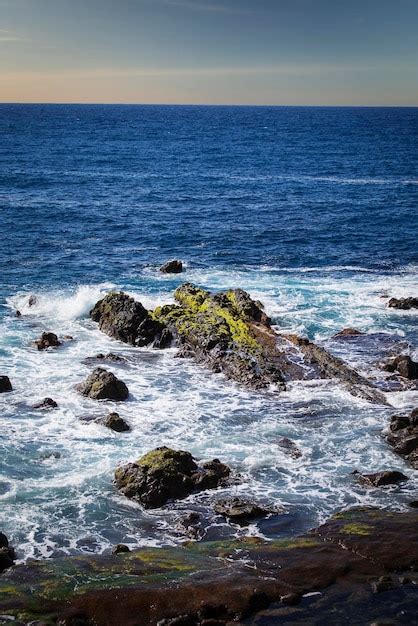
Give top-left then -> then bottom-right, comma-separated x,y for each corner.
0,105 -> 417,560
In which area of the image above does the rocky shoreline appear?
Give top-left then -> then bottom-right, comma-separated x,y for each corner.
0,508 -> 417,625
1,282 -> 417,624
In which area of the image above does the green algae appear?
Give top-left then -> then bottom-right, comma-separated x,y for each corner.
340,523 -> 372,536
152,283 -> 261,354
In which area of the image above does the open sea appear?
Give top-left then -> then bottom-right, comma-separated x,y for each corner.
0,104 -> 417,561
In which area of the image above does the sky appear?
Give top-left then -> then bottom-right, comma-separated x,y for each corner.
0,0 -> 417,105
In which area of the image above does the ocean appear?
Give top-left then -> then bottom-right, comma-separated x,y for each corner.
0,104 -> 417,561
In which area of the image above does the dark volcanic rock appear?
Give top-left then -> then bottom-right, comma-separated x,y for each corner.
277,437 -> 302,459
114,447 -> 231,508
0,533 -> 15,574
160,260 -> 183,274
385,408 -> 418,469
0,508 -> 417,625
152,283 -> 386,403
112,544 -> 130,555
333,328 -> 364,338
90,292 -> 165,347
388,297 -> 418,310
383,355 -> 418,379
0,376 -> 12,393
83,353 -> 127,365
77,368 -> 129,401
354,470 -> 409,487
32,397 -> 58,410
90,284 -> 388,404
213,497 -> 278,524
102,412 -> 131,432
33,332 -> 61,350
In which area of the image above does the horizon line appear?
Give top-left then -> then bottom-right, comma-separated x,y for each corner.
0,102 -> 417,108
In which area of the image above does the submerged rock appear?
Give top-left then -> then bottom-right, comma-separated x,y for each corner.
90,292 -> 165,347
33,332 -> 61,351
77,368 -> 129,401
114,447 -> 231,508
0,533 -> 15,574
333,328 -> 364,338
28,294 -> 38,307
0,376 -> 12,393
383,355 -> 418,379
160,260 -> 183,274
354,470 -> 409,487
32,397 -> 58,410
213,497 -> 278,524
388,297 -> 418,310
277,437 -> 302,459
102,412 -> 131,432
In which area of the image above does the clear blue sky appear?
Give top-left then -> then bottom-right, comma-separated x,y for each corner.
1,0 -> 417,104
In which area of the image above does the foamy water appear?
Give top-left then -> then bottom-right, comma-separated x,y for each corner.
0,266 -> 417,561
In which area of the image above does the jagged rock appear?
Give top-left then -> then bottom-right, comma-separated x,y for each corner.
383,355 -> 418,379
32,398 -> 58,410
102,412 -> 131,432
90,284 -> 387,404
280,593 -> 301,605
112,544 -> 130,555
388,297 -> 418,310
33,332 -> 61,350
354,470 -> 408,487
277,437 -> 302,459
152,328 -> 173,349
175,512 -> 202,539
90,292 -> 165,347
333,328 -> 364,338
77,368 -> 129,401
283,334 -> 388,405
83,353 -> 127,365
385,408 -> 418,469
213,497 -> 278,524
159,260 -> 183,274
0,533 -> 15,574
0,377 -> 12,393
114,447 -> 231,508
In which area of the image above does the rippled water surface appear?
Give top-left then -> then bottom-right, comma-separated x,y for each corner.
0,105 -> 417,560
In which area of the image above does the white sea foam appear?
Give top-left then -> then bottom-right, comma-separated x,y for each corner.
1,267 -> 417,561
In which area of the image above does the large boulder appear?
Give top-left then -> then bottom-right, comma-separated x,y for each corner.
77,368 -> 129,401
388,297 -> 418,310
114,447 -> 231,508
151,283 -> 387,404
102,412 -> 131,432
383,355 -> 418,379
90,292 -> 165,347
33,332 -> 61,350
0,533 -> 15,574
385,408 -> 418,469
354,470 -> 409,487
160,260 -> 183,274
0,376 -> 12,393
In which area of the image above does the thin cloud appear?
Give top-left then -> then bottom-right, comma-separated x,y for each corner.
0,63 -> 387,80
151,0 -> 251,15
0,28 -> 23,42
